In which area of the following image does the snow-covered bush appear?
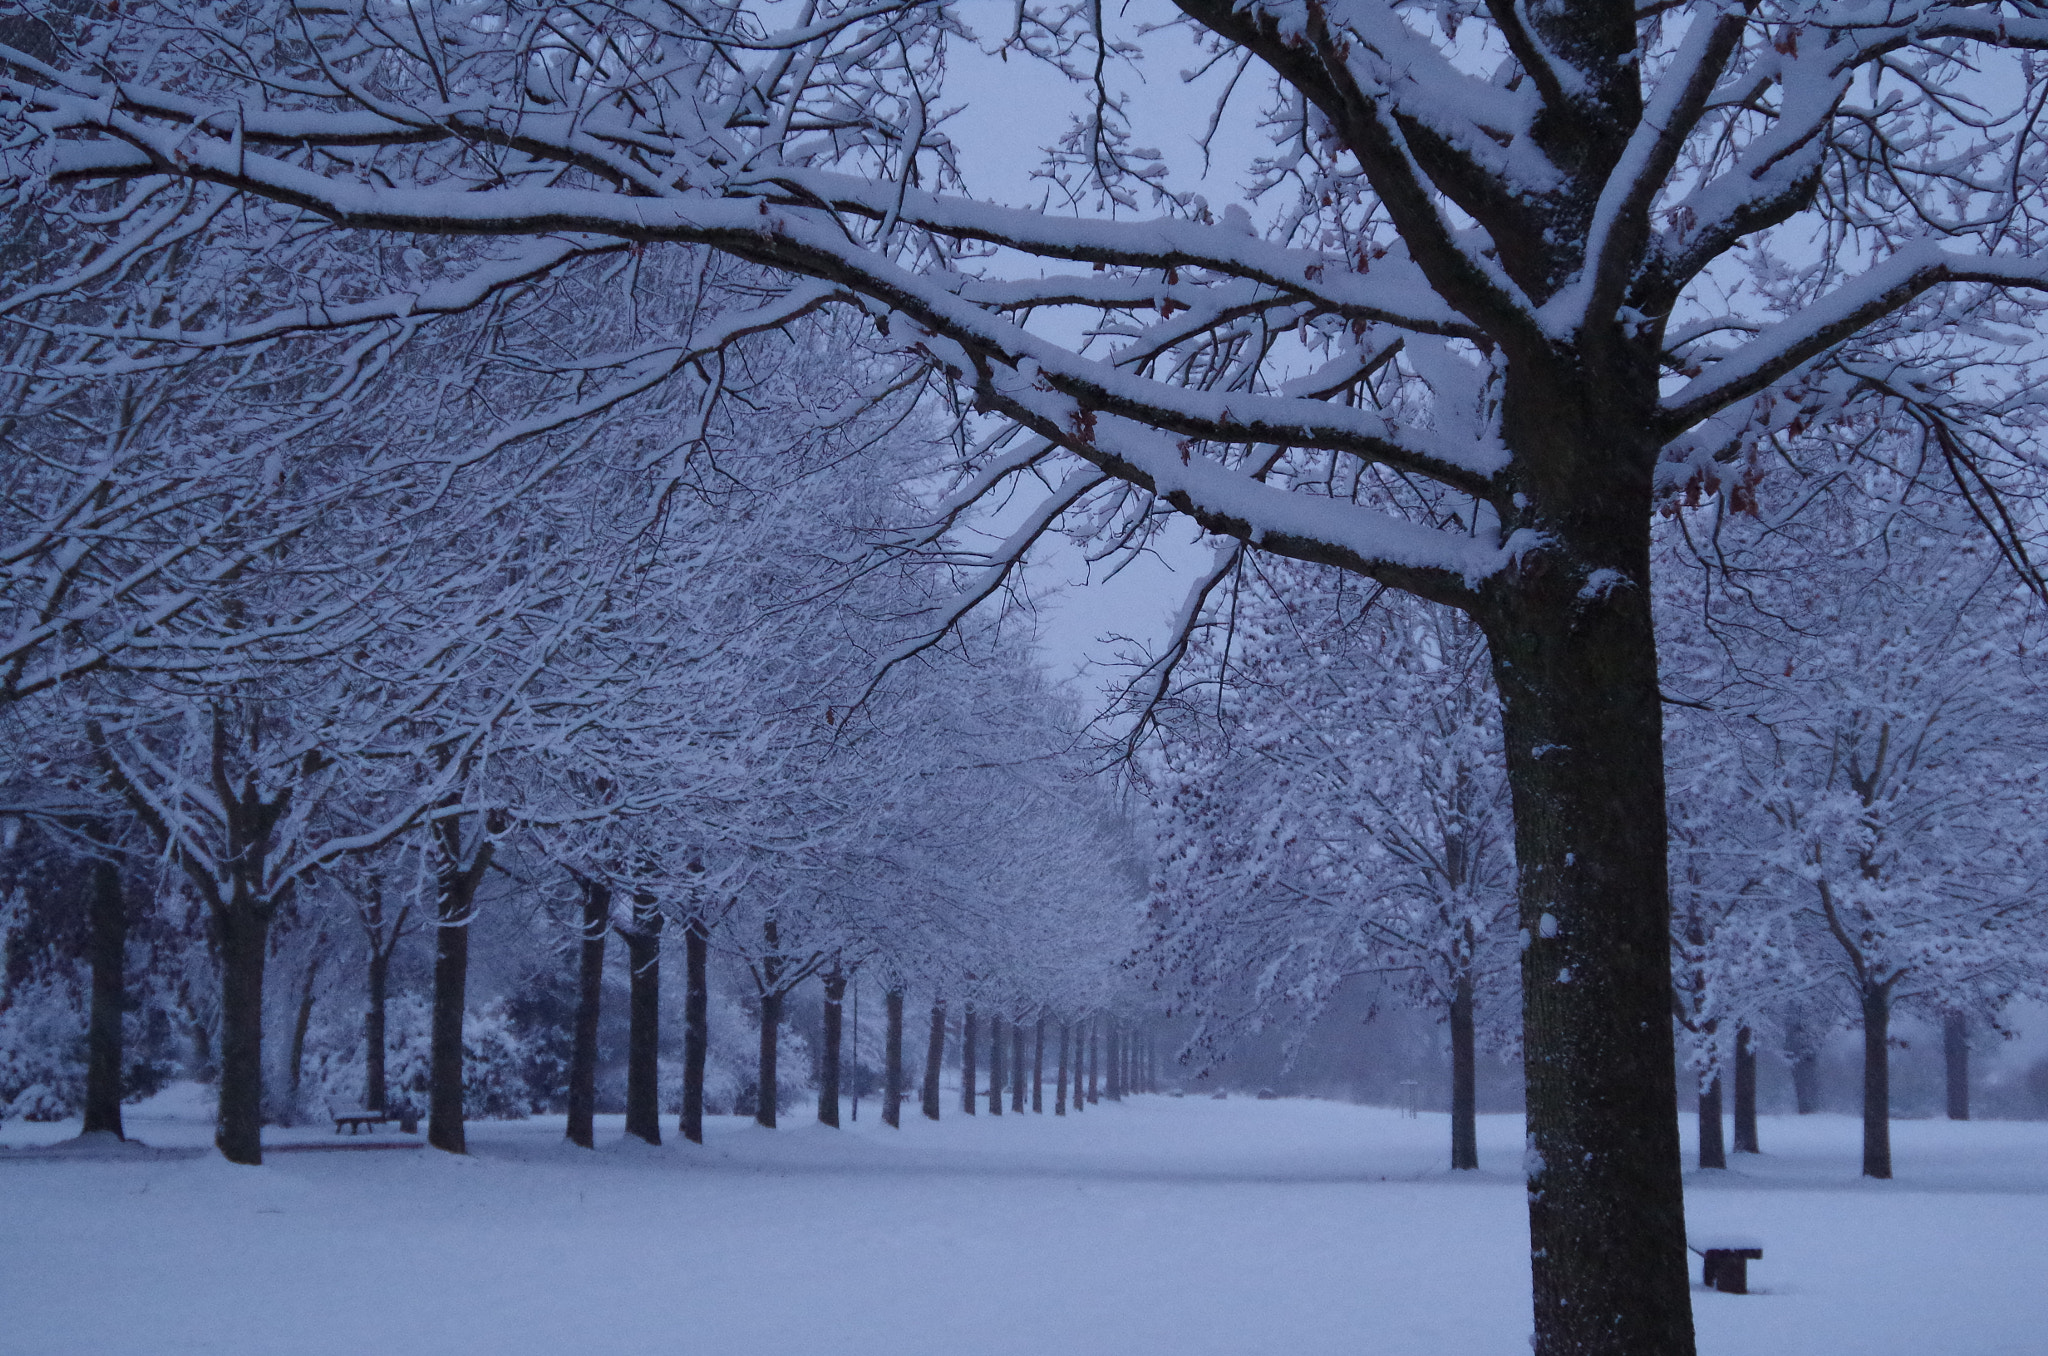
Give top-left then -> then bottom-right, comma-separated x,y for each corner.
0,970 -> 86,1121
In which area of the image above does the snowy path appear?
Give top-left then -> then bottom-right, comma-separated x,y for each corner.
3,1093 -> 2044,1355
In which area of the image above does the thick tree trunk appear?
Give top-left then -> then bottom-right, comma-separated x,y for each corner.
988,1015 -> 1005,1116
1697,1074 -> 1725,1170
1862,984 -> 1892,1179
566,878 -> 610,1149
428,819 -> 492,1156
215,905 -> 271,1165
1483,559 -> 1694,1356
1032,1017 -> 1045,1112
1450,975 -> 1478,1170
961,1004 -> 977,1115
681,917 -> 707,1143
286,935 -> 326,1115
1056,1022 -> 1069,1115
883,988 -> 905,1128
1790,1046 -> 1821,1114
756,988 -> 783,1129
365,944 -> 391,1113
623,901 -> 661,1146
1012,1021 -> 1027,1112
819,969 -> 845,1128
1732,1026 -> 1759,1153
82,855 -> 126,1139
922,1000 -> 946,1121
1944,1011 -> 1969,1122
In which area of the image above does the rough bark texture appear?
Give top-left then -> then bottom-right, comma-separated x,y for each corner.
1450,976 -> 1478,1170
1862,984 -> 1892,1179
1483,544 -> 1694,1356
623,895 -> 662,1146
756,987 -> 783,1129
1944,1011 -> 1970,1121
681,917 -> 708,1143
1697,1074 -> 1726,1170
82,855 -> 126,1139
883,988 -> 905,1128
566,878 -> 610,1150
961,1004 -> 977,1115
215,905 -> 270,1165
922,1000 -> 946,1122
1732,1026 -> 1759,1153
819,969 -> 845,1128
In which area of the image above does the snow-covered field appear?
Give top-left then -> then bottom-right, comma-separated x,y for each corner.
3,1089 -> 2043,1355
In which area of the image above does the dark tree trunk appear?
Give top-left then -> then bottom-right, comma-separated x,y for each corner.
1055,1022 -> 1069,1115
286,934 -> 326,1115
1012,1021 -> 1027,1112
1482,553 -> 1694,1356
1106,1022 -> 1122,1101
883,988 -> 905,1128
819,969 -> 845,1128
215,905 -> 271,1165
1450,975 -> 1478,1170
1862,984 -> 1892,1179
1944,1011 -> 1969,1122
1087,1019 -> 1099,1104
566,877 -> 610,1149
82,854 -> 126,1139
428,818 -> 492,1156
756,987 -> 783,1129
1732,1026 -> 1758,1153
961,1004 -> 977,1115
922,1000 -> 946,1121
365,944 -> 391,1113
681,916 -> 707,1143
1032,1017 -> 1045,1112
623,895 -> 662,1146
1697,1074 -> 1725,1170
988,1015 -> 1005,1116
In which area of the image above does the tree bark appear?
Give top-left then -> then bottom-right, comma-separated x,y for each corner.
623,892 -> 662,1146
82,854 -> 126,1139
428,817 -> 493,1156
1943,1011 -> 1970,1122
1450,975 -> 1478,1170
988,1015 -> 1005,1116
1012,1020 -> 1027,1112
1732,1026 -> 1759,1153
1087,1019 -> 1099,1104
566,876 -> 610,1149
681,916 -> 708,1143
961,1004 -> 977,1115
756,987 -> 783,1129
1862,983 -> 1892,1179
883,988 -> 905,1128
818,969 -> 845,1128
1106,1022 -> 1122,1101
365,943 -> 392,1113
1055,1022 -> 1068,1115
1032,1017 -> 1045,1113
1697,1074 -> 1725,1170
922,1000 -> 946,1121
286,934 -> 326,1116
215,905 -> 270,1165
1482,554 -> 1694,1356
1789,1041 -> 1821,1115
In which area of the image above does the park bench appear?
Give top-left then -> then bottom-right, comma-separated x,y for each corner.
1689,1235 -> 1764,1294
328,1104 -> 418,1135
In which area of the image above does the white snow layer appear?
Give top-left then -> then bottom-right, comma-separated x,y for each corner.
3,1091 -> 2044,1355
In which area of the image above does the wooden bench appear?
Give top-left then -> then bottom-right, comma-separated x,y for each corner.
1689,1235 -> 1764,1294
329,1104 -> 415,1135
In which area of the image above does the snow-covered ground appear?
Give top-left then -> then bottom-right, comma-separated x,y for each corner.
4,1089 -> 2043,1355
